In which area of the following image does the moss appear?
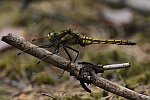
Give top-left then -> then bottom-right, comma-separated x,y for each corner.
0,50 -> 22,76
119,61 -> 150,79
118,96 -> 126,100
31,72 -> 57,85
83,49 -> 128,65
0,97 -> 10,100
125,70 -> 150,86
90,91 -> 102,99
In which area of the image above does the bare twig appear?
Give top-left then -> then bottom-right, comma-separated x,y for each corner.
78,61 -> 131,71
102,63 -> 131,70
1,33 -> 150,100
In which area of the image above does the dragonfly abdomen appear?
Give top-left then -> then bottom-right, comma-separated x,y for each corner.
80,36 -> 136,46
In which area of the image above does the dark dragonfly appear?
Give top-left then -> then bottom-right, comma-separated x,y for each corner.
33,29 -> 136,76
17,29 -> 136,77
37,28 -> 136,54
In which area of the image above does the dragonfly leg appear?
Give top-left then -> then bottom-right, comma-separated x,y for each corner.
32,44 -> 60,76
36,43 -> 60,64
35,44 -> 60,66
63,46 -> 72,64
32,44 -> 57,67
58,46 -> 72,79
65,46 -> 79,62
53,44 -> 60,54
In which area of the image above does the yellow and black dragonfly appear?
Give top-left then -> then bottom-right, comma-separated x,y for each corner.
17,29 -> 136,77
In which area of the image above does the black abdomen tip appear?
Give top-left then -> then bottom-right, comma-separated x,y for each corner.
118,41 -> 137,45
127,41 -> 137,45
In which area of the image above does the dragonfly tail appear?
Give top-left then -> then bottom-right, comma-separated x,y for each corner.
91,39 -> 136,45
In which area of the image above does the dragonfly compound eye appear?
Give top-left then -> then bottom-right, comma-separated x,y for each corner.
48,32 -> 58,39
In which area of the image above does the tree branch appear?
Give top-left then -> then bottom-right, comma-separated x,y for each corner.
1,33 -> 150,100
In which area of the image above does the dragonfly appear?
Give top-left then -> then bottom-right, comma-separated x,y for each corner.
17,29 -> 136,78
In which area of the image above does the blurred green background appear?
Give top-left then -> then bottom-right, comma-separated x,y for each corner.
0,0 -> 149,99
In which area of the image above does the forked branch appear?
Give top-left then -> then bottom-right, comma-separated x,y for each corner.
1,33 -> 150,100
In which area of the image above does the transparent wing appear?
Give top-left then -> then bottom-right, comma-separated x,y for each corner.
32,37 -> 49,47
32,36 -> 82,62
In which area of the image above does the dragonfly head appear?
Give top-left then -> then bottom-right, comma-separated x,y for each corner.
48,32 -> 58,42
